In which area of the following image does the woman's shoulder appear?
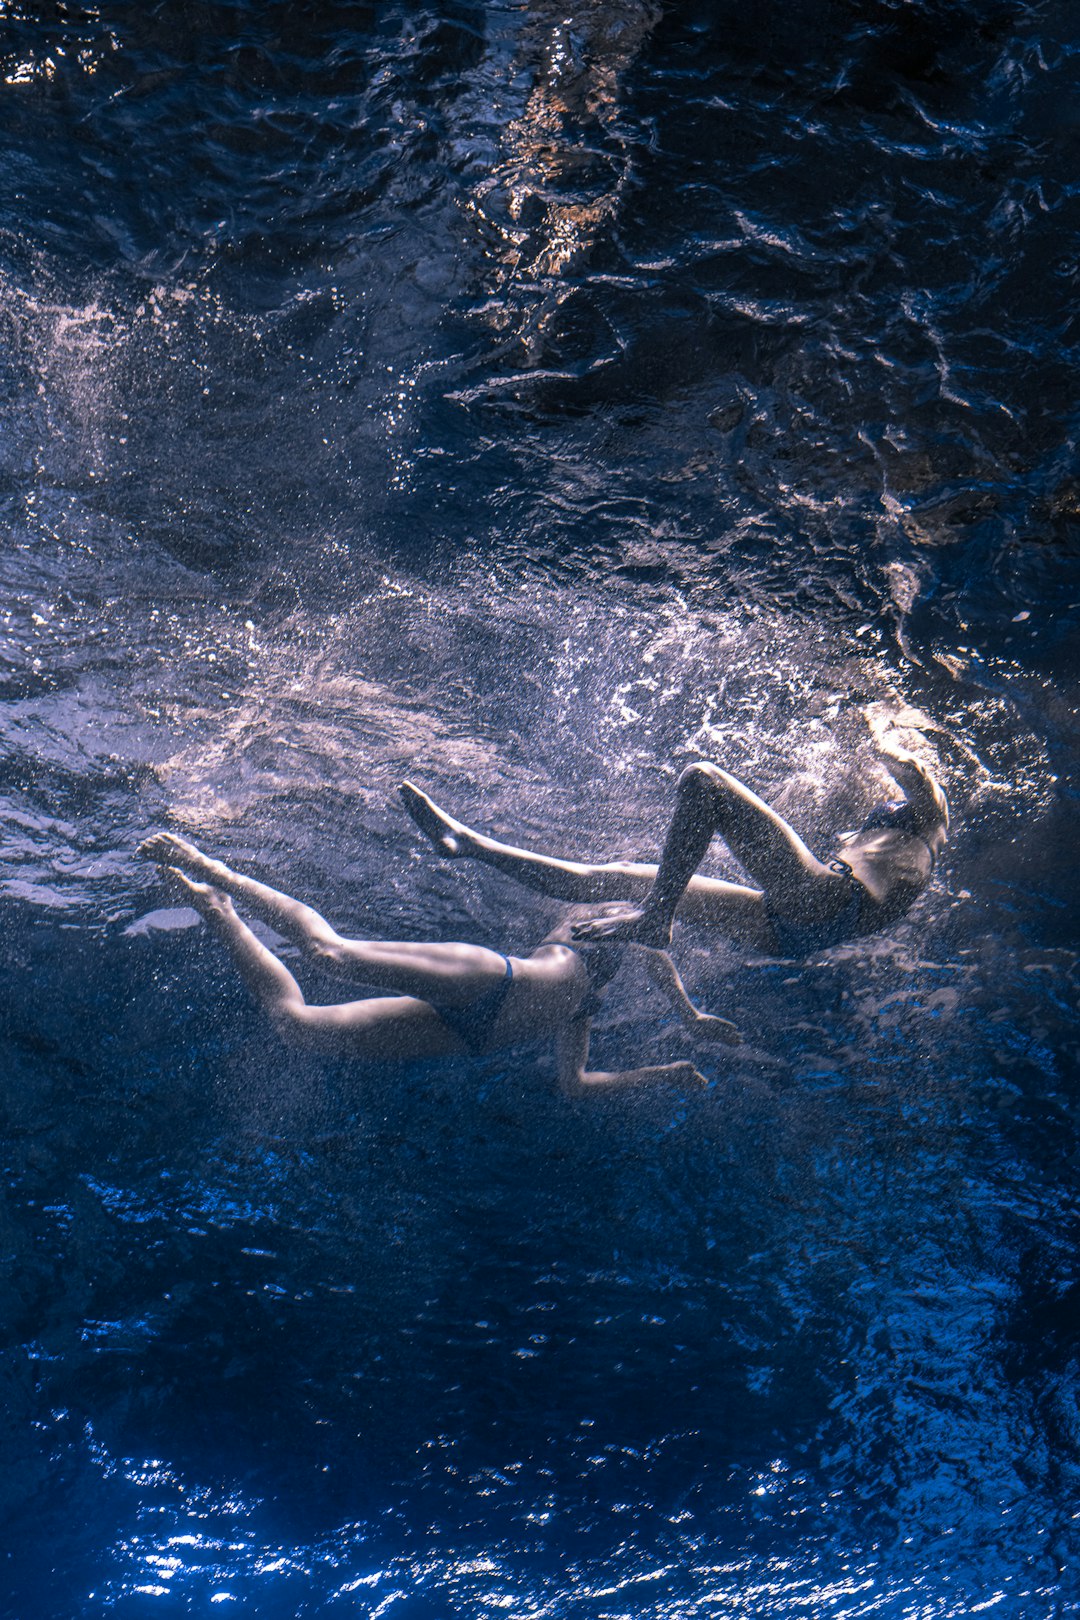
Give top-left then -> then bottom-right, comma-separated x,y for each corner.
842,828 -> 935,903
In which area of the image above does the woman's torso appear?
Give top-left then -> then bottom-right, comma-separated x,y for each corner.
834,826 -> 935,925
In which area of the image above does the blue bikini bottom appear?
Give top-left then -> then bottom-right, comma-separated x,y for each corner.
429,954 -> 514,1052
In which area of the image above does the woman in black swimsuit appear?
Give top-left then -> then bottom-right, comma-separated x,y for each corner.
400,747 -> 948,959
138,834 -> 739,1094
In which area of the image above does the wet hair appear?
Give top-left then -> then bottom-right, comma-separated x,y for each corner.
858,798 -> 943,871
860,798 -> 926,837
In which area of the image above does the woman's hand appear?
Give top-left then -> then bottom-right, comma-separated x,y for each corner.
690,1012 -> 742,1045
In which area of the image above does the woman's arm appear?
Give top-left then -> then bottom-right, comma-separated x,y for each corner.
554,1014 -> 707,1094
639,949 -> 741,1044
880,749 -> 949,842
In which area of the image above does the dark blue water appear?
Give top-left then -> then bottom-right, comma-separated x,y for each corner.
2,3 -> 1078,1614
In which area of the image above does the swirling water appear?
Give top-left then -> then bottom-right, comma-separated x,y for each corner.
0,3 -> 1078,1615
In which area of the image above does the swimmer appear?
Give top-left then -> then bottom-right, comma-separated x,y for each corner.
400,746 -> 948,958
138,833 -> 740,1094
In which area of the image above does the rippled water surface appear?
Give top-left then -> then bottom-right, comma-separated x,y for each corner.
1,3 -> 1078,1615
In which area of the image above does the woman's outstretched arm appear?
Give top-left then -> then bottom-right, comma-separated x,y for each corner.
638,949 -> 742,1044
554,1013 -> 706,1094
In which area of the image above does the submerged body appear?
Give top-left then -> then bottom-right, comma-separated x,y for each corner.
400,747 -> 948,957
138,834 -> 739,1094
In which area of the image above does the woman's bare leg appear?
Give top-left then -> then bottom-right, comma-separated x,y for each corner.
167,869 -> 306,1019
399,781 -> 772,944
573,762 -> 834,946
400,782 -> 660,903
142,833 -> 514,1005
142,832 -> 346,956
167,869 -> 466,1062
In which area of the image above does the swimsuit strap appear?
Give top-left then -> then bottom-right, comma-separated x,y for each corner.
829,856 -> 868,890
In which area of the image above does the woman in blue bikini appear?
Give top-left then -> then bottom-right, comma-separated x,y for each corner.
400,748 -> 948,959
138,834 -> 739,1094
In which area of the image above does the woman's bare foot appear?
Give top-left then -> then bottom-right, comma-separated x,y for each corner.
399,782 -> 476,859
140,831 -> 222,880
571,907 -> 673,948
164,866 -> 233,922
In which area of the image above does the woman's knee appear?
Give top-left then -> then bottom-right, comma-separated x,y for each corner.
304,929 -> 347,968
270,1000 -> 319,1049
678,761 -> 728,798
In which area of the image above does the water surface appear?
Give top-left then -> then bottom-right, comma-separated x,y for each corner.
1,3 -> 1078,1615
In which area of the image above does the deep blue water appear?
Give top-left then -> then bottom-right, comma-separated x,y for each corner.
1,3 -> 1078,1615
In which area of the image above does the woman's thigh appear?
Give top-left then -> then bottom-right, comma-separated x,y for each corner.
289,996 -> 467,1061
698,764 -> 829,895
675,877 -> 774,945
329,939 -> 512,1002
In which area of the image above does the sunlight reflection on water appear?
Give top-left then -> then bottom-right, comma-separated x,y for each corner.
2,2 -> 1079,1615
